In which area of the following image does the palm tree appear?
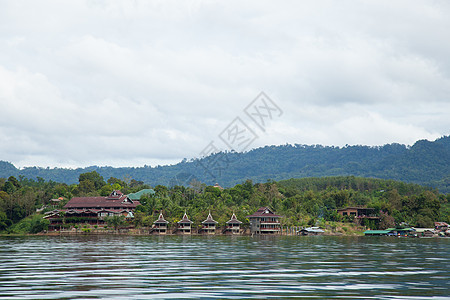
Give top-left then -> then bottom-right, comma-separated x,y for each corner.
105,215 -> 125,233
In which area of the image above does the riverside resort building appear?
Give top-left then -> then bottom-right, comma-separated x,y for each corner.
44,191 -> 283,235
223,213 -> 243,234
45,190 -> 140,230
199,211 -> 219,234
247,207 -> 282,235
151,211 -> 169,235
176,211 -> 194,234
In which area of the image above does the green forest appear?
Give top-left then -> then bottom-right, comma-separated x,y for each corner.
0,136 -> 449,193
1,172 -> 448,234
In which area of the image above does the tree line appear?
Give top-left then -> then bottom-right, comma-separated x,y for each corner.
1,172 -> 448,234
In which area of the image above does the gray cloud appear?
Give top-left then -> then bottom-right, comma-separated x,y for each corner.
0,0 -> 448,168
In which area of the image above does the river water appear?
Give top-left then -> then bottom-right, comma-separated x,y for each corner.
0,235 -> 448,299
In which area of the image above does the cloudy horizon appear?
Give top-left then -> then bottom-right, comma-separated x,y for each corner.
1,1 -> 449,168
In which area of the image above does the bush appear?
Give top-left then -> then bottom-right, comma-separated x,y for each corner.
29,215 -> 50,233
8,215 -> 49,234
416,215 -> 434,228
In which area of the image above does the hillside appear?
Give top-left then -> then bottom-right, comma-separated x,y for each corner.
1,136 -> 449,192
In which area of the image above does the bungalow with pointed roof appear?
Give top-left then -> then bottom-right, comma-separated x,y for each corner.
151,211 -> 169,235
223,213 -> 242,235
199,211 -> 218,234
176,211 -> 193,234
246,207 -> 282,235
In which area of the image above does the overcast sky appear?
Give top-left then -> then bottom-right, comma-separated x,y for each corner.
1,0 -> 449,168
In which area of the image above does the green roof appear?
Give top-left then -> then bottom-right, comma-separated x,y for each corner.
364,230 -> 390,235
127,189 -> 155,200
385,228 -> 414,232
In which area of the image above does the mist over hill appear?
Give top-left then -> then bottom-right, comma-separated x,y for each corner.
1,136 -> 449,193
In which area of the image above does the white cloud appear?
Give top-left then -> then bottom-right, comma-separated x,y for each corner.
0,0 -> 449,168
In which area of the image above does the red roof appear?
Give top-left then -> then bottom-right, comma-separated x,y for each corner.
202,212 -> 218,224
64,191 -> 140,209
154,212 -> 169,224
178,212 -> 193,224
63,208 -> 130,215
226,213 -> 242,224
435,222 -> 448,226
246,207 -> 282,218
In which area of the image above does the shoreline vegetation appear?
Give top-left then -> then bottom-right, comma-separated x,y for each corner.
1,173 -> 449,236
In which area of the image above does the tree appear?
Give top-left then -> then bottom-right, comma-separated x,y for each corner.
379,211 -> 395,229
2,181 -> 16,194
107,177 -> 127,187
11,204 -> 25,223
105,215 -> 126,232
29,215 -> 50,233
7,176 -> 21,189
385,189 -> 402,210
79,171 -> 105,190
78,180 -> 96,194
154,185 -> 168,198
332,190 -> 350,208
416,215 -> 434,228
0,211 -> 11,230
130,179 -> 144,188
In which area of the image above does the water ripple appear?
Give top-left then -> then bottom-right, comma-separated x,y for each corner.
0,236 -> 449,299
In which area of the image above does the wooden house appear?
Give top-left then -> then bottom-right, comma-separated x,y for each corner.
44,190 -> 140,230
49,197 -> 64,209
151,211 -> 169,235
337,207 -> 379,224
199,211 -> 218,234
176,211 -> 193,234
413,228 -> 435,237
246,207 -> 282,235
435,222 -> 448,231
223,213 -> 242,234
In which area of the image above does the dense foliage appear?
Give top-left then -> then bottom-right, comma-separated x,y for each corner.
0,172 -> 151,234
1,172 -> 448,234
0,136 -> 449,192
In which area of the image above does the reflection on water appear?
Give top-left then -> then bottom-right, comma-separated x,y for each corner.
0,236 -> 449,299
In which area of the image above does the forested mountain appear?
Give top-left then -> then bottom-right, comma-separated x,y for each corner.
1,136 -> 449,192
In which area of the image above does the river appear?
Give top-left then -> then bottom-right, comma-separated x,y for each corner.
0,235 -> 449,299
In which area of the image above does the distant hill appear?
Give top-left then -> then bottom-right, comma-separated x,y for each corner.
1,136 -> 449,193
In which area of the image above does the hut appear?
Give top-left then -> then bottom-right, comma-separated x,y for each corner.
176,211 -> 193,234
413,228 -> 435,237
199,211 -> 218,234
151,211 -> 169,235
434,222 -> 449,231
223,213 -> 242,234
